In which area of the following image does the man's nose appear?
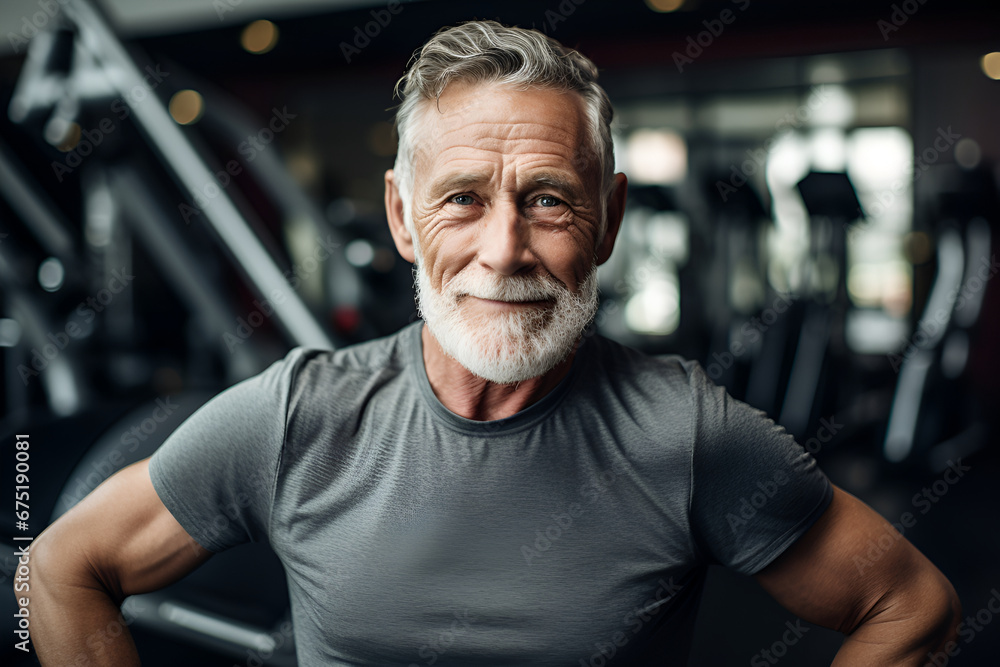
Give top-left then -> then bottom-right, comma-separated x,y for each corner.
476,204 -> 536,276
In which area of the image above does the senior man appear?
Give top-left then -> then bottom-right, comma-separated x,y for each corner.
25,20 -> 959,666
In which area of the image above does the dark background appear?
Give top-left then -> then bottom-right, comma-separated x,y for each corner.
1,0 -> 999,664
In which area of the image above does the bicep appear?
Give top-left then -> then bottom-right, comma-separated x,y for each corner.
753,484 -> 955,636
35,457 -> 212,600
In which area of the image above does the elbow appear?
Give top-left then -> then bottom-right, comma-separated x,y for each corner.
20,526 -> 116,605
18,530 -> 56,602
939,582 -> 963,647
917,573 -> 963,658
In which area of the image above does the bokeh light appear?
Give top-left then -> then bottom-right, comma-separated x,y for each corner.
644,0 -> 685,12
242,20 -> 279,55
981,52 -> 1000,80
169,90 -> 205,125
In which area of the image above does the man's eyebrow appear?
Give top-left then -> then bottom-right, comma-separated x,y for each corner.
426,173 -> 492,200
527,173 -> 585,200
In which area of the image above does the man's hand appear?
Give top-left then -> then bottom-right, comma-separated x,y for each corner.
754,484 -> 961,665
18,458 -> 212,665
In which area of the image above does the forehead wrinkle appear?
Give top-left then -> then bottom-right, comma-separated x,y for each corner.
424,142 -> 572,177
425,138 -> 580,177
437,120 -> 579,147
433,142 -> 577,165
429,101 -> 581,135
433,129 -> 580,157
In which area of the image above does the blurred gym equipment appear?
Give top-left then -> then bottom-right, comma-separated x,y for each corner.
2,0 -> 998,665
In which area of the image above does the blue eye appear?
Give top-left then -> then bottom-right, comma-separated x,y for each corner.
538,195 -> 561,207
451,194 -> 475,205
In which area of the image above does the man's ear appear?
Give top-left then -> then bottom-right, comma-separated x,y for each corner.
595,172 -> 628,266
384,169 -> 415,264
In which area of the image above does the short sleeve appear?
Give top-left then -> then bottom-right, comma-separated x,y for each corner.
687,361 -> 833,575
148,348 -> 310,553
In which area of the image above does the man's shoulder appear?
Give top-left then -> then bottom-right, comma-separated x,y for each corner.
283,322 -> 414,380
574,334 -> 716,441
268,323 -> 417,419
583,332 -> 704,391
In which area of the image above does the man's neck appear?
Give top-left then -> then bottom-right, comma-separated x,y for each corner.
420,324 -> 576,421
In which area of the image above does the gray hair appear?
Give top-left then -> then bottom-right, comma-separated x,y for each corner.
391,20 -> 616,243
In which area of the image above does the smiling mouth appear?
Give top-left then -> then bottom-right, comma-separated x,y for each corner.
465,296 -> 554,308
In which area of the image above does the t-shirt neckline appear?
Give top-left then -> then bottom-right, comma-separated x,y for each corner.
405,321 -> 582,435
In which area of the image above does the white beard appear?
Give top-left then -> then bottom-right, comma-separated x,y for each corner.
414,261 -> 600,384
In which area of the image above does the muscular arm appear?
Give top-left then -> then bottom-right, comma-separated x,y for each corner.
754,484 -> 961,665
19,458 -> 212,665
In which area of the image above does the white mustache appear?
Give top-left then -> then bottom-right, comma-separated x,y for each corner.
443,270 -> 562,303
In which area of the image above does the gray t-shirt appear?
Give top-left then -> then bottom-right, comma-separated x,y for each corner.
149,321 -> 832,666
